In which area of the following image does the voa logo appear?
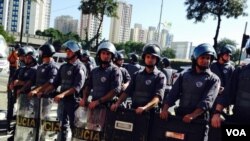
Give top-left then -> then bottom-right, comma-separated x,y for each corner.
226,129 -> 246,136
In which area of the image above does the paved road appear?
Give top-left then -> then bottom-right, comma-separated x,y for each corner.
0,72 -> 8,110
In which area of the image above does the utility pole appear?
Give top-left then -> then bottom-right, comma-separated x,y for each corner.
156,0 -> 164,43
20,0 -> 25,45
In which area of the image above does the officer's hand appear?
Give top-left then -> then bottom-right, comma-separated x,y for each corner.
110,103 -> 119,112
79,99 -> 86,107
54,94 -> 64,103
135,107 -> 145,114
88,101 -> 98,110
9,83 -> 14,90
183,114 -> 194,123
13,80 -> 18,86
160,110 -> 169,120
211,114 -> 223,128
28,90 -> 37,98
36,91 -> 43,98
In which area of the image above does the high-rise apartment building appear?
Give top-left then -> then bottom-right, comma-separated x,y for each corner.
0,0 -> 51,34
79,13 -> 102,41
109,1 -> 132,43
54,15 -> 78,34
159,29 -> 168,49
147,26 -> 156,43
130,23 -> 147,43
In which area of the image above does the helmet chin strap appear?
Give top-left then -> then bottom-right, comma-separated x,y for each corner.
66,54 -> 76,62
99,60 -> 111,65
145,64 -> 155,68
197,64 -> 209,70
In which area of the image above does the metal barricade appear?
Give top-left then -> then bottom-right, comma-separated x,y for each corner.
105,108 -> 150,141
150,114 -> 208,141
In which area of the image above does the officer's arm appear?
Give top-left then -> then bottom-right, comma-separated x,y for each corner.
188,108 -> 204,119
18,80 -> 33,93
35,82 -> 51,93
142,96 -> 160,111
59,87 -> 76,97
42,84 -> 55,94
98,89 -> 117,104
115,92 -> 128,105
82,86 -> 91,103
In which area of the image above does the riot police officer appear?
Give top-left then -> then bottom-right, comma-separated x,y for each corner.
42,40 -> 86,141
111,43 -> 166,113
123,53 -> 143,77
79,50 -> 95,90
11,46 -> 38,141
210,44 -> 235,95
7,46 -> 29,131
160,43 -> 220,141
113,51 -> 131,95
28,44 -> 58,98
160,57 -> 177,98
211,39 -> 250,127
80,41 -> 122,109
13,46 -> 38,97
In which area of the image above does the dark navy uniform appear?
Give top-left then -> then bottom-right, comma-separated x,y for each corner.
123,62 -> 143,77
89,63 -> 122,103
221,64 -> 250,123
210,62 -> 234,90
126,67 -> 166,109
36,62 -> 58,92
52,59 -> 86,136
166,68 -> 220,119
161,67 -> 177,100
120,67 -> 131,91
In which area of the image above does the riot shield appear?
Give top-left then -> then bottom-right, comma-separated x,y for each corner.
14,94 -> 39,141
39,98 -> 60,141
105,108 -> 150,141
72,105 -> 106,141
0,110 -> 9,139
150,114 -> 208,141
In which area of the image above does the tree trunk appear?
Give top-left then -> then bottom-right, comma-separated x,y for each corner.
213,14 -> 221,51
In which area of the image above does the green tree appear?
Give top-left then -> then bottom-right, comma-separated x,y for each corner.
115,41 -> 145,56
185,0 -> 248,50
161,48 -> 176,58
79,0 -> 118,49
0,26 -> 15,43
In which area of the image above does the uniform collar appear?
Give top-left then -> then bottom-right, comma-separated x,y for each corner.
142,66 -> 159,74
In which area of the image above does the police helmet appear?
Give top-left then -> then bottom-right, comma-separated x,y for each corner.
82,50 -> 90,57
25,46 -> 38,62
17,47 -> 27,57
245,39 -> 250,55
161,57 -> 170,67
141,43 -> 161,61
192,43 -> 217,60
14,43 -> 21,50
97,41 -> 116,58
62,40 -> 81,53
130,53 -> 139,62
39,44 -> 55,58
218,44 -> 235,56
115,52 -> 125,60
